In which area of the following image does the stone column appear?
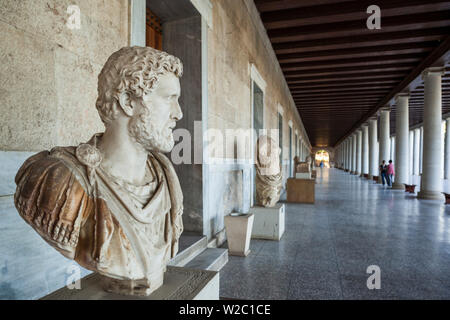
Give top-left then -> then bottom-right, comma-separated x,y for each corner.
413,128 -> 420,176
347,138 -> 351,172
420,126 -> 424,174
338,144 -> 341,168
346,138 -> 349,171
356,130 -> 362,175
349,136 -> 353,173
391,137 -> 396,163
418,67 -> 445,201
344,139 -> 348,170
409,130 -> 414,178
361,125 -> 369,177
444,118 -> 450,180
442,120 -> 445,179
352,133 -> 357,174
345,139 -> 349,171
392,94 -> 409,190
378,109 -> 390,183
369,119 -> 378,179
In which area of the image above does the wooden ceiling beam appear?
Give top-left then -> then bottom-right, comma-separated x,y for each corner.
291,86 -> 393,94
284,62 -> 416,77
260,0 -> 449,24
268,10 -> 450,41
273,27 -> 450,51
288,73 -> 408,84
277,41 -> 438,61
333,36 -> 450,147
288,76 -> 402,90
281,53 -> 426,70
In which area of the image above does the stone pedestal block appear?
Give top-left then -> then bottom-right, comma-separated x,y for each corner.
41,266 -> 219,300
249,203 -> 285,241
287,178 -> 315,204
224,213 -> 254,257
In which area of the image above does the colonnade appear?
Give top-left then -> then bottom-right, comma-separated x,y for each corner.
335,67 -> 447,201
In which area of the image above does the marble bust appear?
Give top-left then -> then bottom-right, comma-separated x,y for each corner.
14,47 -> 184,296
255,135 -> 282,207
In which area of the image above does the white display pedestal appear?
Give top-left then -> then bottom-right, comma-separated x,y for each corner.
250,203 -> 285,241
296,172 -> 311,179
224,213 -> 254,257
41,266 -> 219,300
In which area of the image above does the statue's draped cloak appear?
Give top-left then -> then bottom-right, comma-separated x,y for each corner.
14,134 -> 183,281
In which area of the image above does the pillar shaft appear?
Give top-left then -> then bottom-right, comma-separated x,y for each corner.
369,119 -> 378,178
444,118 -> 450,179
413,128 -> 420,176
392,95 -> 409,189
346,140 -> 349,170
418,68 -> 445,200
378,110 -> 390,183
391,137 -> 396,163
420,126 -> 424,174
409,131 -> 414,177
362,125 -> 369,176
356,130 -> 362,175
345,139 -> 349,170
348,137 -> 352,172
352,134 -> 357,174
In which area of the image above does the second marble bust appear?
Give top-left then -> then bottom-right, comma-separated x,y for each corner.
14,47 -> 184,296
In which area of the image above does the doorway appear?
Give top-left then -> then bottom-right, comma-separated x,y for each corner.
315,150 -> 330,168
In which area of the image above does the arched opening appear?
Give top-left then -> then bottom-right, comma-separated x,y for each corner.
315,150 -> 330,168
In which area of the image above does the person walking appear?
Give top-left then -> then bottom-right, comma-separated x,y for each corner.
379,160 -> 390,186
387,160 -> 395,187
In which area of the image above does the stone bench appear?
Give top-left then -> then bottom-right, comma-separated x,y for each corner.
443,193 -> 450,204
404,184 -> 416,193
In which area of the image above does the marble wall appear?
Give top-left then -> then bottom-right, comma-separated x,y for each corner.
0,0 -> 129,150
203,0 -> 311,239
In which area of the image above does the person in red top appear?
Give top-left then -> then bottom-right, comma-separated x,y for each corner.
387,160 -> 395,187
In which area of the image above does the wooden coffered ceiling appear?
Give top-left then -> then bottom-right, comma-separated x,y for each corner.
254,0 -> 450,147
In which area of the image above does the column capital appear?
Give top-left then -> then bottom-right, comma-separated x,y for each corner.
395,92 -> 410,104
421,66 -> 445,79
377,107 -> 390,116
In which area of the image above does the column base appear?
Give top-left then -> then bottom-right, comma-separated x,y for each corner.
417,190 -> 445,201
368,175 -> 373,180
391,182 -> 405,190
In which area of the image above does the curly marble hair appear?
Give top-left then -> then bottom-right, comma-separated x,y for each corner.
96,46 -> 183,125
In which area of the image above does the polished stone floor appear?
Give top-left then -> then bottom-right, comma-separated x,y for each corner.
220,168 -> 450,300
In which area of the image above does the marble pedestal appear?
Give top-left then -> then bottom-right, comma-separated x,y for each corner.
250,204 -> 285,241
296,172 -> 311,179
224,213 -> 254,257
41,266 -> 219,300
